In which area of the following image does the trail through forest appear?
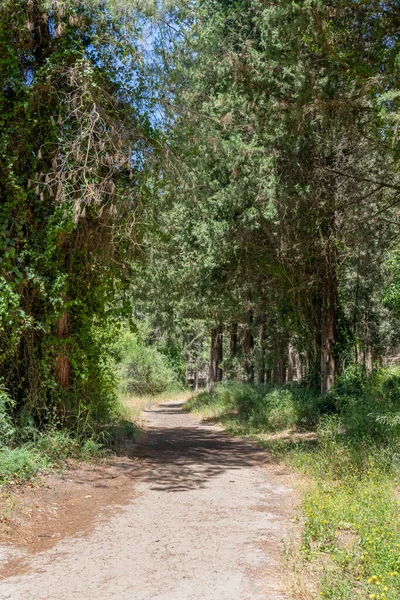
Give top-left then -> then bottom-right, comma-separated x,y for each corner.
0,402 -> 294,600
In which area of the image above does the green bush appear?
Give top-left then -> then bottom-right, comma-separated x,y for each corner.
35,430 -> 81,461
118,329 -> 183,396
330,367 -> 400,443
186,381 -> 328,432
189,366 -> 400,441
0,447 -> 46,485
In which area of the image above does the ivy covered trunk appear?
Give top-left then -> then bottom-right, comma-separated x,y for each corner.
55,311 -> 71,389
0,0 -> 153,430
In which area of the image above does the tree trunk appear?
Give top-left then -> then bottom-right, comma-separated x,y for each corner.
320,257 -> 338,394
194,371 -> 199,392
230,322 -> 238,358
295,352 -> 303,381
278,350 -> 287,385
287,341 -> 296,382
216,325 -> 223,382
363,318 -> 373,374
210,325 -> 223,389
242,310 -> 254,383
279,365 -> 286,384
258,312 -> 266,384
32,0 -> 51,65
55,310 -> 71,389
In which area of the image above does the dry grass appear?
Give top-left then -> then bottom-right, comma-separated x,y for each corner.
284,556 -> 320,600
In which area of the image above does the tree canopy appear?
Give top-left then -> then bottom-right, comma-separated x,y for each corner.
1,0 -> 400,430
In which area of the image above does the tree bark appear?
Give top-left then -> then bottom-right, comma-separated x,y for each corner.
258,312 -> 266,384
278,352 -> 287,385
287,341 -> 296,383
216,325 -> 223,382
210,325 -> 223,389
320,257 -> 338,394
295,352 -> 303,381
242,310 -> 254,383
230,322 -> 238,358
363,318 -> 373,374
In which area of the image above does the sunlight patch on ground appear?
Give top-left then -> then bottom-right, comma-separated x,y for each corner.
121,390 -> 194,425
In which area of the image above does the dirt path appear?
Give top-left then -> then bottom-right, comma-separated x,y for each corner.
0,402 -> 294,600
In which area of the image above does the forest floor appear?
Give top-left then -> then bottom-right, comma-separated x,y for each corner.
0,401 -> 296,600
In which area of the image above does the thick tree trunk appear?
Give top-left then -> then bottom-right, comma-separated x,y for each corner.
258,312 -> 266,384
210,325 -> 223,389
228,321 -> 238,381
320,258 -> 338,394
364,347 -> 373,374
55,310 -> 71,389
194,371 -> 199,392
242,310 -> 254,383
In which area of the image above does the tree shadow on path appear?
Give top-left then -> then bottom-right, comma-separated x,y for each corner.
114,402 -> 266,493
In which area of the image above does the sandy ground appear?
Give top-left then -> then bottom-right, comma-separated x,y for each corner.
0,401 -> 294,600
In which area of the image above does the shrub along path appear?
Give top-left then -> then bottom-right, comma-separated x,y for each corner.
0,401 -> 294,600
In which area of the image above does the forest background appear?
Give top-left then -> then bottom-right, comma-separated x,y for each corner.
2,1 -> 400,598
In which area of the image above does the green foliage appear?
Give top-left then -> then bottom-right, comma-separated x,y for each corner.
0,427 -> 106,486
35,430 -> 86,462
145,0 -> 400,395
186,382 -> 325,432
329,367 -> 400,444
0,388 -> 16,446
118,326 -> 184,396
0,447 -> 45,485
291,401 -> 400,600
188,367 -> 400,444
0,0 -> 157,433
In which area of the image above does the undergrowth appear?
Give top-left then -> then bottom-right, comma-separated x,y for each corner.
0,391 -> 140,487
0,337 -> 187,487
0,430 -> 105,486
185,368 -> 400,600
118,327 -> 184,396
